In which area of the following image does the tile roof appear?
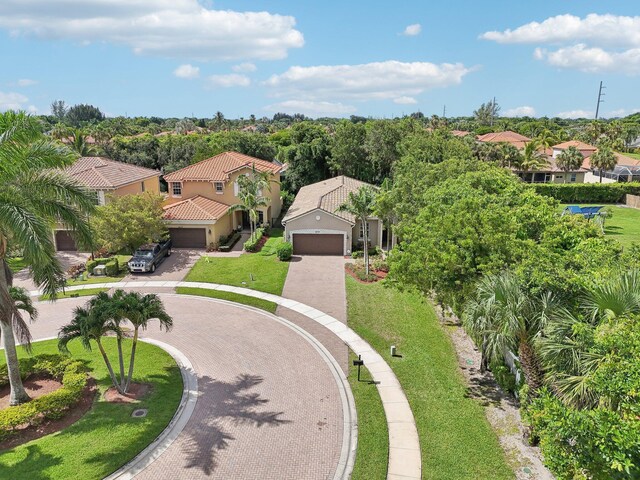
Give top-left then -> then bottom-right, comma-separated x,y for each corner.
162,195 -> 230,221
582,152 -> 640,170
476,130 -> 531,148
451,130 -> 471,137
63,157 -> 160,189
163,151 -> 281,182
553,140 -> 597,151
282,176 -> 377,224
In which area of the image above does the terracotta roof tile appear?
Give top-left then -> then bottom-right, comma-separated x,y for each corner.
63,157 -> 159,189
162,195 -> 230,221
553,140 -> 597,151
476,130 -> 531,148
163,151 -> 281,182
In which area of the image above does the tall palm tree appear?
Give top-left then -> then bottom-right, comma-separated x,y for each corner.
68,129 -> 98,156
58,303 -> 123,393
535,129 -> 559,154
0,111 -> 95,405
555,146 -> 584,183
230,164 -> 272,241
590,147 -> 617,183
114,291 -> 172,391
463,271 -> 557,395
337,186 -> 377,276
519,140 -> 549,174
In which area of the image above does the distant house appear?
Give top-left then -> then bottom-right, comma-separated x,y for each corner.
516,158 -> 588,184
476,130 -> 531,149
162,152 -> 282,248
451,130 -> 471,137
282,176 -> 388,256
551,140 -> 598,160
54,157 -> 161,251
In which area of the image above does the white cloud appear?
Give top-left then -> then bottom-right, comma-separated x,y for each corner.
555,109 -> 594,119
0,0 -> 304,61
534,44 -> 640,74
265,60 -> 472,102
207,74 -> 251,88
16,79 -> 37,87
0,91 -> 29,111
26,105 -> 39,114
173,64 -> 199,79
503,106 -> 536,117
605,108 -> 640,118
393,96 -> 417,105
481,14 -> 640,47
232,62 -> 257,73
401,24 -> 422,36
264,100 -> 356,117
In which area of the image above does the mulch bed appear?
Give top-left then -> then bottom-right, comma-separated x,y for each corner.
344,264 -> 387,284
104,382 -> 152,403
0,374 -> 62,410
247,235 -> 269,253
0,377 -> 97,451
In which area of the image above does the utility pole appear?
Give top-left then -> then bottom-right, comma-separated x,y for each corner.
595,81 -> 605,120
442,105 -> 446,118
490,96 -> 496,126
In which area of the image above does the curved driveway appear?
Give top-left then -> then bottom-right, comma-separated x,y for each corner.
27,295 -> 345,480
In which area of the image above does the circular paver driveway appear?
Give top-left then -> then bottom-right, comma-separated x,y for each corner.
28,295 -> 345,480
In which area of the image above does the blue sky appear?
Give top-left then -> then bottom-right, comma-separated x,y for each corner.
0,0 -> 638,119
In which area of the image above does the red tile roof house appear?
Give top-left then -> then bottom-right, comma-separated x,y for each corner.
161,152 -> 282,248
476,130 -> 532,149
54,157 -> 161,251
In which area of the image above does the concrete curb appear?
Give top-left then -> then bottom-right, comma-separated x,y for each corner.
30,281 -> 422,479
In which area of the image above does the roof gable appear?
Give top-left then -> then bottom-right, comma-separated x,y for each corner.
162,195 -> 230,221
163,151 -> 281,182
63,157 -> 159,189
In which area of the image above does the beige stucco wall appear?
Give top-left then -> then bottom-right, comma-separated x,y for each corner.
165,169 -> 282,223
551,172 -> 586,184
109,175 -> 160,200
284,209 -> 353,243
353,219 -> 381,247
165,211 -> 236,247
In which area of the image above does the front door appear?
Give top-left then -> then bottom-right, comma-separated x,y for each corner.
242,211 -> 251,229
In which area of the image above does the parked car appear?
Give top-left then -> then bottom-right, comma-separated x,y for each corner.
127,239 -> 172,273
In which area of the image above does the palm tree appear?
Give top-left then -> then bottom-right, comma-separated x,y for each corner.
0,111 -> 95,405
68,129 -> 98,156
58,302 -> 124,393
519,140 -> 549,174
114,291 -> 172,391
555,146 -> 584,183
374,179 -> 396,251
463,271 -> 557,395
337,186 -> 377,276
590,147 -> 617,183
230,165 -> 272,241
535,129 -> 559,154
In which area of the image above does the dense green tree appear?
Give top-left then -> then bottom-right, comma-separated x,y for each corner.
337,186 -> 377,276
50,100 -> 67,121
65,104 -> 105,126
555,145 -> 584,182
329,120 -> 369,180
277,122 -> 331,191
590,146 -> 617,183
363,120 -> 408,182
474,98 -> 501,126
398,129 -> 473,166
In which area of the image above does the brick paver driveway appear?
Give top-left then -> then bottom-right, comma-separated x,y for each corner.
26,295 -> 344,479
125,248 -> 202,281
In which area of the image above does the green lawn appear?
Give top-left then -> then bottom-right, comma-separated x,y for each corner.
176,287 -> 278,313
348,352 -> 388,480
67,255 -> 131,287
0,337 -> 182,479
346,277 -> 512,480
40,288 -> 108,301
626,152 -> 640,160
7,257 -> 26,273
184,228 -> 289,295
561,203 -> 640,248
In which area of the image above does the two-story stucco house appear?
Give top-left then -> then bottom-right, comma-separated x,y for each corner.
162,152 -> 282,248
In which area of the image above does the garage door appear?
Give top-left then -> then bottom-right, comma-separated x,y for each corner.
55,230 -> 77,251
169,228 -> 206,248
293,233 -> 343,255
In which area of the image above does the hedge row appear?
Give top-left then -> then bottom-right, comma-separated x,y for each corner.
243,228 -> 265,252
86,257 -> 119,276
0,355 -> 88,440
218,232 -> 242,252
533,182 -> 640,203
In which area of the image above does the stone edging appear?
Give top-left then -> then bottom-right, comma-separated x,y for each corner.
30,281 -> 422,480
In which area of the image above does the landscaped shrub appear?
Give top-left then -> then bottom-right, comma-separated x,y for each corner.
276,242 -> 293,261
533,182 -> 640,203
345,262 -> 379,282
218,232 -> 241,252
0,355 -> 88,440
66,263 -> 86,279
489,360 -> 519,395
86,257 -> 119,276
372,257 -> 389,272
244,228 -> 265,252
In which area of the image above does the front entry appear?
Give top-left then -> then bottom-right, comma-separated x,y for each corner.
242,211 -> 251,229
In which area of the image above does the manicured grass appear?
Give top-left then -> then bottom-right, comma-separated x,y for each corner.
346,277 -> 512,480
66,255 -> 131,287
176,287 -> 278,313
626,152 -> 640,160
561,203 -> 640,248
0,337 -> 182,479
348,351 -> 388,480
7,257 -> 26,273
184,228 -> 289,295
40,288 -> 108,301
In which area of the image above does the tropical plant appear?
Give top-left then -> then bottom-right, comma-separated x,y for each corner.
374,178 -> 396,251
463,271 -> 557,395
68,129 -> 98,156
519,139 -> 549,172
337,185 -> 377,276
230,164 -> 272,242
555,146 -> 584,182
0,111 -> 95,405
590,147 -> 617,183
535,129 -> 559,154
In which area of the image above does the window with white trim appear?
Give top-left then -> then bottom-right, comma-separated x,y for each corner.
570,173 -> 577,183
171,182 -> 182,197
214,182 -> 224,193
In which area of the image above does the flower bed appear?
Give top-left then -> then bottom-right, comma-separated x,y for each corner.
0,355 -> 88,441
345,261 -> 387,283
244,228 -> 267,252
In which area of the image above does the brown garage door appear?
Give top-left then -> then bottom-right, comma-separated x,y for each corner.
55,230 -> 77,251
169,228 -> 206,248
293,233 -> 343,255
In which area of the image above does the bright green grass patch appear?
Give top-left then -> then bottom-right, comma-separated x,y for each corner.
7,257 -> 26,273
0,337 -> 182,480
346,277 -> 512,480
66,255 -> 131,287
176,287 -> 278,313
40,288 -> 108,301
561,203 -> 640,248
348,351 -> 388,480
184,228 -> 289,295
626,152 -> 640,160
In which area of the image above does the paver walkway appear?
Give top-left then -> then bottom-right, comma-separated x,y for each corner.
22,295 -> 346,480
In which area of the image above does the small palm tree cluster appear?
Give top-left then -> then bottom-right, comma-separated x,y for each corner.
58,290 -> 173,394
464,269 -> 640,409
230,164 -> 272,241
555,146 -> 584,182
337,185 -> 378,276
